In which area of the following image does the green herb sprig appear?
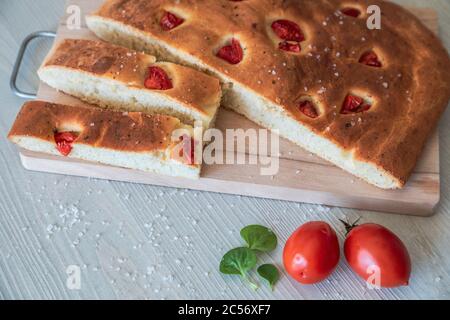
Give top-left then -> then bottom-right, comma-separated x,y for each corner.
219,225 -> 280,291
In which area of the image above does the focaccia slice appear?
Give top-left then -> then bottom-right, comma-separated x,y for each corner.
8,101 -> 200,178
38,39 -> 222,129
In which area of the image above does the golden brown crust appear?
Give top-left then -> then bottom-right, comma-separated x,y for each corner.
43,38 -> 221,117
94,0 -> 450,186
8,101 -> 182,152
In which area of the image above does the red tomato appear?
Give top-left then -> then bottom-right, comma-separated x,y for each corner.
283,221 -> 340,284
343,223 -> 411,288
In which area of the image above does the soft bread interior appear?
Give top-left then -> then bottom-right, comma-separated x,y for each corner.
87,15 -> 401,189
11,136 -> 200,179
86,16 -> 212,75
38,66 -> 212,129
223,83 -> 400,189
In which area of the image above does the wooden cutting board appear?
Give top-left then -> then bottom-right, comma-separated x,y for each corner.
19,0 -> 441,216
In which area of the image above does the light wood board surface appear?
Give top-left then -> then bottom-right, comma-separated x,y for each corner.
0,0 -> 449,300
19,0 -> 441,216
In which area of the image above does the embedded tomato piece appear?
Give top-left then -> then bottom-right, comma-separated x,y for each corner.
359,51 -> 382,68
341,8 -> 361,18
341,94 -> 371,114
299,100 -> 319,118
178,134 -> 197,165
279,41 -> 301,53
216,38 -> 243,65
144,66 -> 173,90
344,95 -> 363,111
160,11 -> 184,31
271,19 -> 305,42
54,132 -> 78,156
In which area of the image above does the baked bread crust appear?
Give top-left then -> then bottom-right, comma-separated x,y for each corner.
39,38 -> 222,128
89,0 -> 450,188
8,101 -> 200,178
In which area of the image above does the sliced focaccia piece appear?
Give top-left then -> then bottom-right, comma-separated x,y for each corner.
86,0 -> 450,189
38,39 -> 222,129
8,101 -> 201,179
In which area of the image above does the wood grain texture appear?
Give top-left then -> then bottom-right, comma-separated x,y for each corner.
20,2 -> 441,215
0,0 -> 449,300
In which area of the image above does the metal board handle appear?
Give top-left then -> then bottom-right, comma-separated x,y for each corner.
10,31 -> 56,99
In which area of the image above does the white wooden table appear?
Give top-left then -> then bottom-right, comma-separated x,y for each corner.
0,0 -> 449,300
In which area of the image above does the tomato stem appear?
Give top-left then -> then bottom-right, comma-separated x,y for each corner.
339,217 -> 361,235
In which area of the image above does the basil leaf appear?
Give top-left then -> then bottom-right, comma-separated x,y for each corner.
220,247 -> 259,290
257,264 -> 280,290
240,225 -> 277,252
219,247 -> 257,276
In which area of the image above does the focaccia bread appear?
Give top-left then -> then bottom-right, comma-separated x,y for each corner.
8,101 -> 200,178
38,38 -> 222,129
87,0 -> 450,189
